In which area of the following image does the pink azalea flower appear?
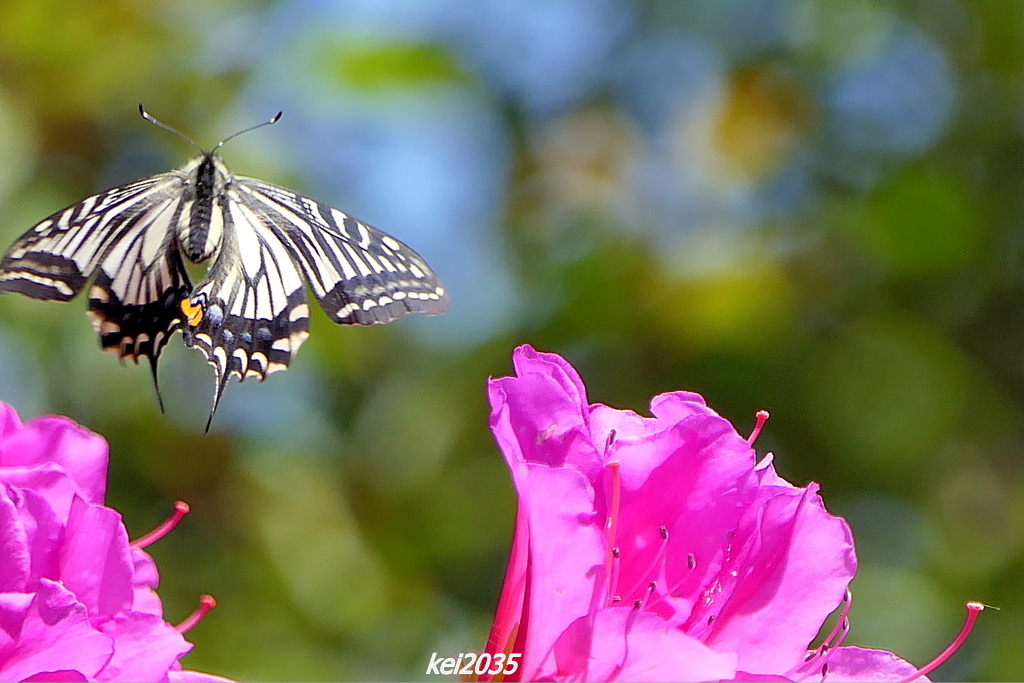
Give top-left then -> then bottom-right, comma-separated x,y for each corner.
483,345 -> 982,682
0,402 -> 229,683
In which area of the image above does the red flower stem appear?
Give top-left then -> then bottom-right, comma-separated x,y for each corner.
899,602 -> 986,682
131,501 -> 190,549
176,594 -> 217,633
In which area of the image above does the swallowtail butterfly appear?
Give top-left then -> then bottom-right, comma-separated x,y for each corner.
0,106 -> 448,429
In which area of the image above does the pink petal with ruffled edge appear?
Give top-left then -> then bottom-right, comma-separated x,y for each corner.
0,489 -> 32,593
0,404 -> 22,441
498,346 -> 603,478
94,612 -> 191,682
0,416 -> 107,506
695,484 -> 856,675
0,580 -> 112,682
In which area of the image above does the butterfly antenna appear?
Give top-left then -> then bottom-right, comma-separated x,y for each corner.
148,356 -> 166,414
138,104 -> 205,154
213,111 -> 283,151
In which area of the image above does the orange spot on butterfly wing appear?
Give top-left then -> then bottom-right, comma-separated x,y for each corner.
180,298 -> 204,327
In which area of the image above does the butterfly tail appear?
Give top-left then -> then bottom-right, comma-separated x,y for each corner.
205,372 -> 231,433
148,355 -> 166,414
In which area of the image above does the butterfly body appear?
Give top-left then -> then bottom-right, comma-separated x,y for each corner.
180,154 -> 227,263
0,143 -> 448,426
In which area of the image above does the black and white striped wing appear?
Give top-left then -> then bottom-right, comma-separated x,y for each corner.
0,175 -> 192,371
229,176 -> 449,324
182,195 -> 312,418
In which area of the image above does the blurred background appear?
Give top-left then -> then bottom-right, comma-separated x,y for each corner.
0,0 -> 1020,680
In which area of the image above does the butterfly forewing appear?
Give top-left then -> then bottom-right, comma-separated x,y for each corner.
0,174 -> 193,371
229,177 -> 449,324
0,175 -> 177,301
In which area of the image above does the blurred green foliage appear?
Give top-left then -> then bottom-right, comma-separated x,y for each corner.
0,0 -> 1020,681
324,41 -> 471,92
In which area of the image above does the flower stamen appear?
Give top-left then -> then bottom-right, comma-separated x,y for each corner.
609,546 -> 622,606
131,501 -> 190,549
899,602 -> 988,682
176,594 -> 217,634
818,589 -> 853,652
605,429 -> 617,455
747,410 -> 769,444
604,460 -> 622,606
788,590 -> 851,681
621,526 -> 671,610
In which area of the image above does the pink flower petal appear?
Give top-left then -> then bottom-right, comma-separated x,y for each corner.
515,465 -> 605,678
0,404 -> 23,441
699,485 -> 856,674
94,613 -> 192,682
484,503 -> 529,658
610,415 -> 759,623
0,464 -> 83,524
59,497 -> 133,620
490,346 -> 603,478
535,607 -> 738,682
0,592 -> 34,648
129,549 -> 163,617
0,403 -> 227,682
167,670 -> 237,682
20,669 -> 90,681
0,580 -> 112,683
822,646 -> 926,682
0,490 -> 32,593
0,417 -> 107,505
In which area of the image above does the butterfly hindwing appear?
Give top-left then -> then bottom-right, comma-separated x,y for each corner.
85,192 -> 193,362
228,177 -> 449,325
182,193 -> 311,422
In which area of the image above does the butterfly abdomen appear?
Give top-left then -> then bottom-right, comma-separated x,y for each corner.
180,154 -> 225,264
